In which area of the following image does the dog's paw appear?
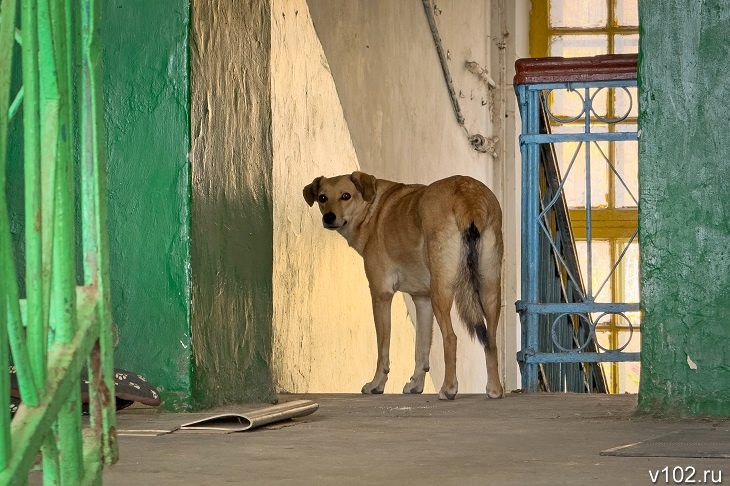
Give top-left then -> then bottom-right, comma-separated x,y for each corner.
486,384 -> 504,399
362,370 -> 388,394
402,383 -> 424,394
362,375 -> 387,394
402,376 -> 425,394
438,382 -> 458,400
361,382 -> 385,394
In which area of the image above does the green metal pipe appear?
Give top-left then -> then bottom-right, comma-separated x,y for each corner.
79,0 -> 102,454
40,432 -> 60,483
24,0 -> 59,468
22,0 -> 46,401
47,0 -> 76,344
80,3 -> 95,286
80,431 -> 102,485
81,0 -> 118,464
36,0 -> 59,384
1,0 -> 118,479
49,0 -> 84,480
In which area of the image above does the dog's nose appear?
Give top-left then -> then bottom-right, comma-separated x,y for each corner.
323,212 -> 336,225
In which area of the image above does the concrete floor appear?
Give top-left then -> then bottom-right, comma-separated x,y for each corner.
101,393 -> 728,485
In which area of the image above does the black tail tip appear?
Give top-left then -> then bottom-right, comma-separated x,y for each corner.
475,323 -> 489,348
465,222 -> 480,241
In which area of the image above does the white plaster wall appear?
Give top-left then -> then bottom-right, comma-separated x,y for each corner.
308,0 -> 521,393
270,0 -> 435,393
502,0 -> 531,392
487,0 -> 531,392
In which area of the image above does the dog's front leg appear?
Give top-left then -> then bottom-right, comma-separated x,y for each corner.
362,291 -> 393,394
403,295 -> 433,394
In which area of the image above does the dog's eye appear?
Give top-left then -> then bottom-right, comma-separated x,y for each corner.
318,194 -> 327,203
341,193 -> 351,201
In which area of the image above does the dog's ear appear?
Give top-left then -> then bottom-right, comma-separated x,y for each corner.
350,171 -> 377,203
303,176 -> 324,207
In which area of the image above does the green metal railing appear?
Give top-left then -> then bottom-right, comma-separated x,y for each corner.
1,0 -> 118,483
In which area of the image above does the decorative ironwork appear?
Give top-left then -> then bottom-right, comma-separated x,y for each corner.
514,54 -> 640,393
541,86 -> 634,125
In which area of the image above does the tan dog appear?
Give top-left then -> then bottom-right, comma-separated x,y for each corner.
303,171 -> 504,400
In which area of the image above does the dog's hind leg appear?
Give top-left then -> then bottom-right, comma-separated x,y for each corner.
362,290 -> 393,394
477,282 -> 504,398
403,295 -> 433,394
432,286 -> 458,400
427,234 -> 461,400
478,230 -> 504,398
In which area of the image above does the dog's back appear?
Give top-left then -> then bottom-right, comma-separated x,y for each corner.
367,175 -> 504,352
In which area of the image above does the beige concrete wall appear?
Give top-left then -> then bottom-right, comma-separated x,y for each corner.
270,0 -> 435,393
308,0 -> 519,393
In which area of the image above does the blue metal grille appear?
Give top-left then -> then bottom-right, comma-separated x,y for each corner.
515,70 -> 640,393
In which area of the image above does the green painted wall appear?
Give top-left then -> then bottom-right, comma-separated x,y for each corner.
189,0 -> 276,407
102,0 -> 192,410
638,0 -> 730,416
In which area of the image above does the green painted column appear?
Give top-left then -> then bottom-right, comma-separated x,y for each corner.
189,0 -> 276,408
638,0 -> 730,416
102,0 -> 193,410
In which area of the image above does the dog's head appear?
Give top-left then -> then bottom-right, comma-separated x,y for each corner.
303,171 -> 377,230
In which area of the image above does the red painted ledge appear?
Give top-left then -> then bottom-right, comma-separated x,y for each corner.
514,53 -> 638,85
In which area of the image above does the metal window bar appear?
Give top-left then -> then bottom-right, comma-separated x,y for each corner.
0,0 -> 118,483
514,54 -> 640,393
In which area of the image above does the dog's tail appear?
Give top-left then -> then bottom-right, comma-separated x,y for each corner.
453,222 -> 490,348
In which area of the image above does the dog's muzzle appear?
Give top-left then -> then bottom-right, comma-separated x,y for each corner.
323,212 -> 336,225
322,212 -> 346,229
